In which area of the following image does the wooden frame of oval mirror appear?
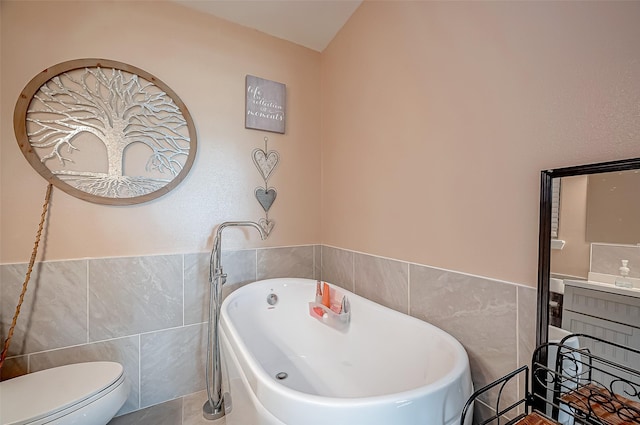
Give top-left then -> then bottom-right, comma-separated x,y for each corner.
536,157 -> 640,355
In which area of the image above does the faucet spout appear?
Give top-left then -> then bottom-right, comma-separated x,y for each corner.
216,220 -> 266,241
210,221 -> 266,284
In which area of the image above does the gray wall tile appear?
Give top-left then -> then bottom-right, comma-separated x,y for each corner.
518,285 -> 537,367
184,252 -> 209,326
517,285 -> 537,403
257,246 -> 314,280
140,323 -> 207,408
472,399 -> 516,425
321,246 -> 354,291
354,253 -> 408,313
184,250 -> 257,325
89,255 -> 183,341
0,260 -> 87,355
472,400 -> 494,425
221,249 -> 258,298
108,398 -> 182,425
409,264 -> 518,407
29,336 -> 141,415
314,245 -> 321,281
516,286 -> 538,410
0,355 -> 28,380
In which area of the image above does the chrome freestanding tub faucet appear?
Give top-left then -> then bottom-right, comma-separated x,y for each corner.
203,221 -> 266,421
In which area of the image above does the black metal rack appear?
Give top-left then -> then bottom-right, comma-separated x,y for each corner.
461,334 -> 640,425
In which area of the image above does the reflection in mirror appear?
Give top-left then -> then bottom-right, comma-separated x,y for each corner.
537,159 -> 640,344
586,170 -> 640,244
550,169 -> 640,332
552,170 -> 640,282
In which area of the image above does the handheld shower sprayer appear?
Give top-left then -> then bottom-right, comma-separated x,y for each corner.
203,221 -> 266,421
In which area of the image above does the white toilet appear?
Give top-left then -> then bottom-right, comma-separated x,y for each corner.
547,326 -> 581,425
0,361 -> 128,425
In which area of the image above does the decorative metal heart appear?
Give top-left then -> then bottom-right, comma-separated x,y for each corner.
255,187 -> 277,212
252,148 -> 279,181
258,218 -> 275,236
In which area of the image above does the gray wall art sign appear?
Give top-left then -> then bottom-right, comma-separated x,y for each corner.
245,75 -> 286,134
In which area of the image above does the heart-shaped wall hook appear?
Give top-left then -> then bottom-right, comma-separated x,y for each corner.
259,218 -> 275,236
252,148 -> 279,181
255,187 -> 277,212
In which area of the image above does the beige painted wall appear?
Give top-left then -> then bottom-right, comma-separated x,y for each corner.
586,170 -> 640,244
0,1 -> 321,263
551,176 -> 590,280
321,0 -> 640,287
3,1 -> 640,288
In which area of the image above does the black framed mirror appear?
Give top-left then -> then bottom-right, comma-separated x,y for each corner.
536,156 -> 640,347
534,157 -> 640,409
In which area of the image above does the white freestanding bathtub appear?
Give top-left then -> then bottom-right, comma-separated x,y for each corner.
219,278 -> 473,425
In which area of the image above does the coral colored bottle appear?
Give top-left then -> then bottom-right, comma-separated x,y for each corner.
322,282 -> 331,308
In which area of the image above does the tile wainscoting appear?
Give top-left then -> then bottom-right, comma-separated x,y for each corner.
0,245 -> 319,424
1,244 -> 535,424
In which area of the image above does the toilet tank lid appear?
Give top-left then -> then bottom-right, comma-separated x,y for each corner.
0,361 -> 124,425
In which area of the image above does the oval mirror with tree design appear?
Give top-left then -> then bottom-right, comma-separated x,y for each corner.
14,59 -> 197,205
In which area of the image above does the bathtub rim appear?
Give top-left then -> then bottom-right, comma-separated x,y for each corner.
220,277 -> 472,406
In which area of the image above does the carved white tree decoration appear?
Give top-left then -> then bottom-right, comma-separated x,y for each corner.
14,59 -> 197,205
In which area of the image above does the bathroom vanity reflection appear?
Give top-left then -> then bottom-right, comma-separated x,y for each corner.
562,280 -> 639,366
537,158 -> 640,357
